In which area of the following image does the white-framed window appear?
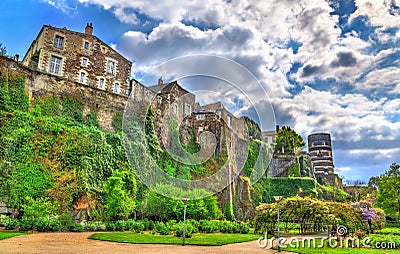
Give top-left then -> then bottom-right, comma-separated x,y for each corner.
198,126 -> 203,132
113,83 -> 120,93
147,91 -> 152,98
54,35 -> 64,49
107,60 -> 116,75
173,104 -> 178,116
185,104 -> 191,116
79,72 -> 86,83
84,41 -> 89,50
157,96 -> 162,103
81,58 -> 88,67
98,78 -> 105,89
49,55 -> 62,74
196,114 -> 204,120
227,115 -> 232,128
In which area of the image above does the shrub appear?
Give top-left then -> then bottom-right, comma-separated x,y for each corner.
5,219 -> 19,230
106,222 -> 116,231
0,215 -> 9,227
174,222 -> 194,238
35,217 -> 49,232
48,219 -> 62,232
20,216 -> 36,231
125,219 -> 135,231
68,222 -> 84,232
130,222 -> 144,233
199,220 -> 218,233
153,222 -> 170,235
377,228 -> 400,235
58,214 -> 74,231
115,220 -> 126,231
166,220 -> 177,230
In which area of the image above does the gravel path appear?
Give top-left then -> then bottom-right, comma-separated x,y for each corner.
0,232 -> 316,254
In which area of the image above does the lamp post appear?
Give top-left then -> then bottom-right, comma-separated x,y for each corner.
273,196 -> 283,252
182,198 -> 188,246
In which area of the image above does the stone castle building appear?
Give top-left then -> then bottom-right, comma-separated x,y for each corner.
22,23 -> 132,97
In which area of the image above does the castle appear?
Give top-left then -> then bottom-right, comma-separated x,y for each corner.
3,23 -> 341,188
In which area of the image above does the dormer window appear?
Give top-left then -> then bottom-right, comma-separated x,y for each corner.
54,35 -> 64,49
107,60 -> 116,75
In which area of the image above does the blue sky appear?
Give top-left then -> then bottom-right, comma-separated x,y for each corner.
0,0 -> 399,183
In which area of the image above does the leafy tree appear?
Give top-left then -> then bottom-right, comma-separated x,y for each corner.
274,126 -> 305,154
371,163 -> 400,220
0,42 -> 7,56
242,116 -> 261,140
103,169 -> 136,220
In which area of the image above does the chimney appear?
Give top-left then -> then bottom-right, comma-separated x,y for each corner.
85,23 -> 93,35
13,54 -> 19,62
158,77 -> 163,86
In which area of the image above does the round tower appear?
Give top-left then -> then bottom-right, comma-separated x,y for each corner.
308,133 -> 334,175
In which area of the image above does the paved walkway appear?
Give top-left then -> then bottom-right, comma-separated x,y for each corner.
0,232 -> 323,254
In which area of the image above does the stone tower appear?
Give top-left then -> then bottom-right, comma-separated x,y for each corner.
308,133 -> 334,175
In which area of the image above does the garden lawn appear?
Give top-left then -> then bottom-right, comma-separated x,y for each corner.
0,231 -> 26,240
88,232 -> 261,246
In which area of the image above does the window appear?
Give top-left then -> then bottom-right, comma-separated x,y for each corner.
107,60 -> 116,75
198,126 -> 203,132
157,97 -> 162,103
54,35 -> 64,49
81,58 -> 88,67
98,78 -> 105,89
79,72 -> 86,83
49,56 -> 62,74
196,114 -> 204,120
84,41 -> 89,50
185,104 -> 191,116
227,115 -> 232,128
113,83 -> 119,93
173,104 -> 178,116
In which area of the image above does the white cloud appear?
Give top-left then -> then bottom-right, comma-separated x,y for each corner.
351,0 -> 400,30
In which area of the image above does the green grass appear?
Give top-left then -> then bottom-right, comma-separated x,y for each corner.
88,232 -> 261,246
0,231 -> 26,240
278,238 -> 399,254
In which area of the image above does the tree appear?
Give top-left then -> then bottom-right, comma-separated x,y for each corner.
274,126 -> 305,154
242,116 -> 262,140
0,42 -> 7,56
372,163 -> 400,221
103,170 -> 136,220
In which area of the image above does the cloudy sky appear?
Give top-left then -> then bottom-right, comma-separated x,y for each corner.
1,0 -> 399,183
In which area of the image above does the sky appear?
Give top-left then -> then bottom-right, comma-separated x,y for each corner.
0,0 -> 399,183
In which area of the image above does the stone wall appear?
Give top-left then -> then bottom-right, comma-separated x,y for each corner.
1,55 -> 128,131
22,25 -> 132,97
